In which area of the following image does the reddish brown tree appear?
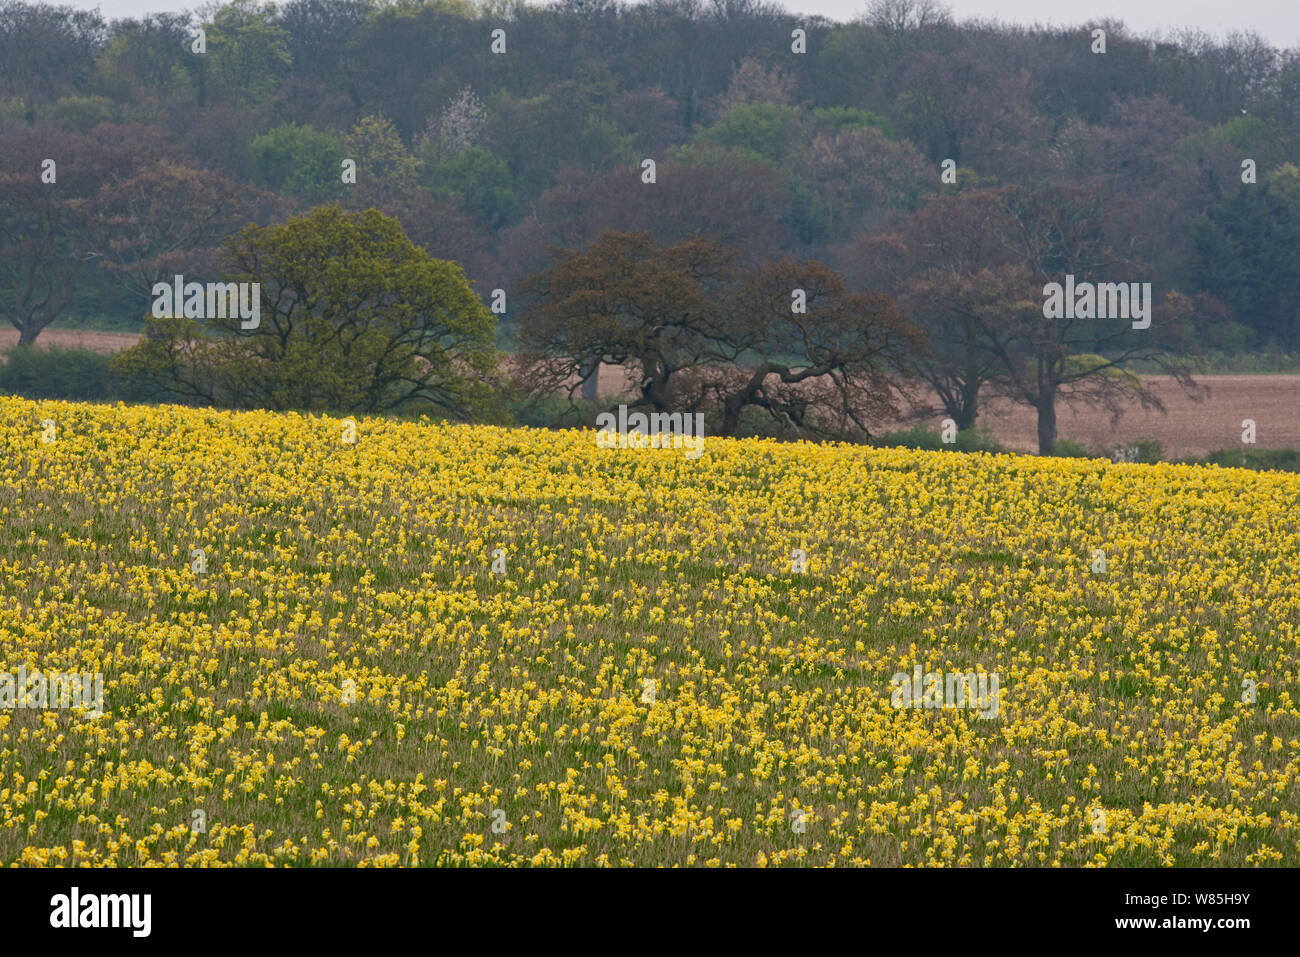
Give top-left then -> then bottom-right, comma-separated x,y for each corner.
852,185 -> 1199,452
496,152 -> 790,288
0,126 -> 135,344
519,230 -> 735,413
717,258 -> 921,437
851,188 -> 1019,430
96,161 -> 282,302
520,230 -> 919,439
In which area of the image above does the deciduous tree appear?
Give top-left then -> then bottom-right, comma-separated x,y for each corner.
114,205 -> 499,416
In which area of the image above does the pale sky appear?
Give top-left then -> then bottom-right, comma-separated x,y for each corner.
59,0 -> 1300,49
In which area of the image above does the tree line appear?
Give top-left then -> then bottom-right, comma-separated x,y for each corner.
1,0 -> 1297,451
96,197 -> 1196,455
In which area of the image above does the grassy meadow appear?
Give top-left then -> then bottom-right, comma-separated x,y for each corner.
0,396 -> 1298,866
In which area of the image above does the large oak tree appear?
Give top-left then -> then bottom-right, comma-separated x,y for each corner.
520,229 -> 917,439
114,205 -> 500,417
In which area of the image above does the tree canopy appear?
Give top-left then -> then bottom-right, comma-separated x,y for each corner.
114,205 -> 500,417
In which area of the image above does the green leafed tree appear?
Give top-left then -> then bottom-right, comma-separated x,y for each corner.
694,102 -> 801,166
205,0 -> 293,104
1192,164 -> 1300,349
343,113 -> 419,206
251,123 -> 346,203
112,205 -> 500,418
422,146 -> 522,230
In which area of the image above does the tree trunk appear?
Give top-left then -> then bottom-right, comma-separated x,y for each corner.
17,322 -> 39,347
1036,394 -> 1057,454
954,384 -> 978,432
722,394 -> 744,436
580,362 -> 599,401
955,351 -> 982,431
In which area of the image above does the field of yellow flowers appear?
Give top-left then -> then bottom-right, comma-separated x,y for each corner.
1,395 -> 1298,867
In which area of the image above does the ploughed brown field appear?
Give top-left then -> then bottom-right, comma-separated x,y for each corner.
6,332 -> 1296,459
584,364 -> 1300,460
0,329 -> 140,353
932,375 -> 1300,459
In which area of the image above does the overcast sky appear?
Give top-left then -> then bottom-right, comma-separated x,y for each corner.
59,0 -> 1300,49
784,0 -> 1300,47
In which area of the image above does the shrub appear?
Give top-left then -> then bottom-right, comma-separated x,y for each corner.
1052,438 -> 1092,458
1194,448 -> 1300,473
0,345 -> 172,403
1107,438 -> 1165,463
1132,439 -> 1165,464
0,345 -> 112,400
877,424 -> 945,451
877,423 -> 1005,454
953,424 -> 1005,454
505,393 -> 604,430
